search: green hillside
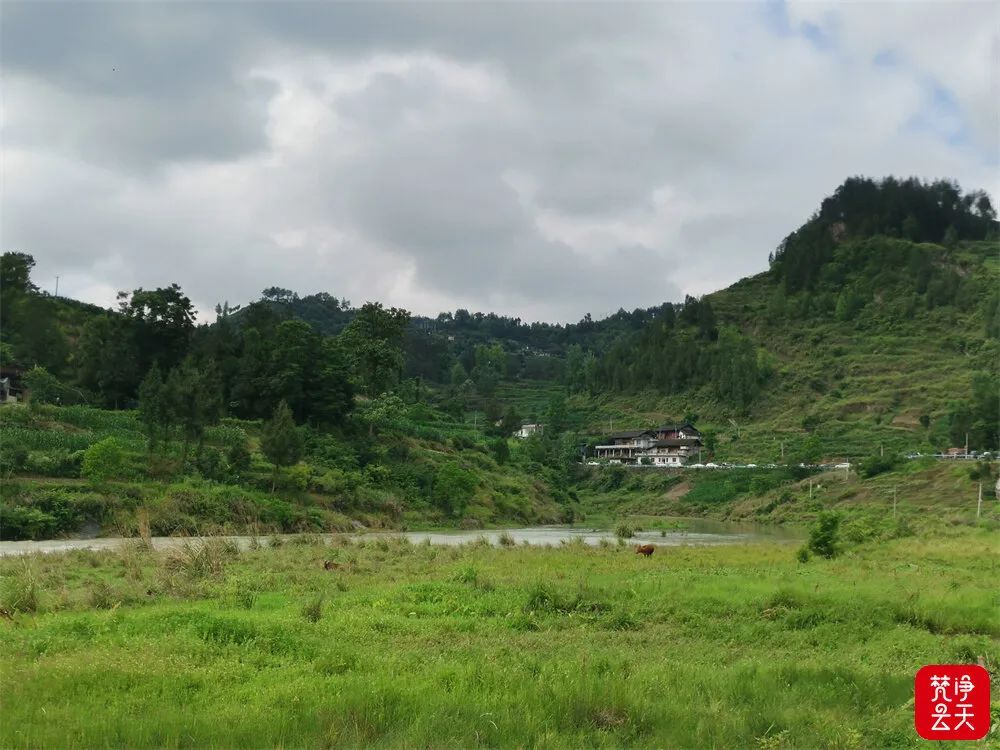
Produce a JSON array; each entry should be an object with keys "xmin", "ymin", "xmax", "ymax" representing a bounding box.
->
[{"xmin": 1, "ymin": 176, "xmax": 997, "ymax": 539}]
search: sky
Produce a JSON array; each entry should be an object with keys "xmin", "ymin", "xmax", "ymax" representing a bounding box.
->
[{"xmin": 2, "ymin": 1, "xmax": 998, "ymax": 324}]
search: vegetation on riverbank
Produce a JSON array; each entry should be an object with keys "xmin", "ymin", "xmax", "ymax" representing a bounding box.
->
[{"xmin": 1, "ymin": 528, "xmax": 997, "ymax": 748}]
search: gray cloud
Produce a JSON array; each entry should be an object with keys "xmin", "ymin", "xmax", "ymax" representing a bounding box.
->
[{"xmin": 2, "ymin": 2, "xmax": 997, "ymax": 323}]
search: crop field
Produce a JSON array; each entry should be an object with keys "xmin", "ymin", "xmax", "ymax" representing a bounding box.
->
[{"xmin": 1, "ymin": 530, "xmax": 997, "ymax": 748}]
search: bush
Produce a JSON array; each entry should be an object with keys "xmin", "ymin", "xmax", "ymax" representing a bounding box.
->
[
  {"xmin": 859, "ymin": 454, "xmax": 901, "ymax": 478},
  {"xmin": 807, "ymin": 511, "xmax": 841, "ymax": 558},
  {"xmin": 226, "ymin": 441, "xmax": 252, "ymax": 474},
  {"xmin": 302, "ymin": 593, "xmax": 325, "ymax": 623},
  {"xmin": 0, "ymin": 560, "xmax": 40, "ymax": 613},
  {"xmin": 0, "ymin": 504, "xmax": 59, "ymax": 540},
  {"xmin": 81, "ymin": 438, "xmax": 127, "ymax": 482},
  {"xmin": 598, "ymin": 465, "xmax": 627, "ymax": 491},
  {"xmin": 796, "ymin": 545, "xmax": 811, "ymax": 563},
  {"xmin": 0, "ymin": 445, "xmax": 28, "ymax": 473},
  {"xmin": 614, "ymin": 523, "xmax": 634, "ymax": 539},
  {"xmin": 433, "ymin": 463, "xmax": 477, "ymax": 517},
  {"xmin": 24, "ymin": 450, "xmax": 83, "ymax": 478}
]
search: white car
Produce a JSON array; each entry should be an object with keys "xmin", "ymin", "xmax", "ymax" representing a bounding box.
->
[
  {"xmin": 705, "ymin": 462, "xmax": 719, "ymax": 468},
  {"xmin": 834, "ymin": 462, "xmax": 851, "ymax": 469},
  {"xmin": 689, "ymin": 463, "xmax": 705, "ymax": 469}
]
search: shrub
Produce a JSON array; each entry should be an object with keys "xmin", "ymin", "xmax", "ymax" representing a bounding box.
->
[
  {"xmin": 0, "ymin": 560, "xmax": 40, "ymax": 613},
  {"xmin": 302, "ymin": 593, "xmax": 325, "ymax": 623},
  {"xmin": 614, "ymin": 523, "xmax": 634, "ymax": 539},
  {"xmin": 796, "ymin": 545, "xmax": 811, "ymax": 563},
  {"xmin": 0, "ymin": 445, "xmax": 28, "ymax": 473},
  {"xmin": 226, "ymin": 441, "xmax": 252, "ymax": 474},
  {"xmin": 24, "ymin": 449, "xmax": 83, "ymax": 478},
  {"xmin": 81, "ymin": 438, "xmax": 127, "ymax": 482},
  {"xmin": 0, "ymin": 504, "xmax": 59, "ymax": 540},
  {"xmin": 807, "ymin": 511, "xmax": 841, "ymax": 558},
  {"xmin": 498, "ymin": 531, "xmax": 515, "ymax": 547},
  {"xmin": 88, "ymin": 580, "xmax": 118, "ymax": 609},
  {"xmin": 433, "ymin": 463, "xmax": 477, "ymax": 517},
  {"xmin": 859, "ymin": 454, "xmax": 901, "ymax": 478},
  {"xmin": 599, "ymin": 465, "xmax": 627, "ymax": 491}
]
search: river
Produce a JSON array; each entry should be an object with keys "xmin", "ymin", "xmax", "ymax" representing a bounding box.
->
[{"xmin": 0, "ymin": 520, "xmax": 801, "ymax": 557}]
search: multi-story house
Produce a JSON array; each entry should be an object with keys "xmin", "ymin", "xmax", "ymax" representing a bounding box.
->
[{"xmin": 593, "ymin": 422, "xmax": 703, "ymax": 466}]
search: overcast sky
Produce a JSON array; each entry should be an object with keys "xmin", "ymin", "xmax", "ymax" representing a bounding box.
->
[{"xmin": 3, "ymin": 2, "xmax": 998, "ymax": 324}]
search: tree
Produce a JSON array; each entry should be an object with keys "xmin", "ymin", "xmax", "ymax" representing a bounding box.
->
[
  {"xmin": 0, "ymin": 252, "xmax": 37, "ymax": 330},
  {"xmin": 81, "ymin": 438, "xmax": 127, "ymax": 483},
  {"xmin": 118, "ymin": 284, "xmax": 197, "ymax": 376},
  {"xmin": 807, "ymin": 511, "xmax": 841, "ymax": 558},
  {"xmin": 137, "ymin": 363, "xmax": 169, "ymax": 451},
  {"xmin": 357, "ymin": 393, "xmax": 405, "ymax": 437},
  {"xmin": 491, "ymin": 438, "xmax": 510, "ymax": 466},
  {"xmin": 339, "ymin": 302, "xmax": 411, "ymax": 396},
  {"xmin": 499, "ymin": 407, "xmax": 522, "ymax": 437},
  {"xmin": 433, "ymin": 463, "xmax": 476, "ymax": 517},
  {"xmin": 450, "ymin": 362, "xmax": 469, "ymax": 391},
  {"xmin": 77, "ymin": 315, "xmax": 140, "ymax": 408},
  {"xmin": 545, "ymin": 393, "xmax": 568, "ymax": 435},
  {"xmin": 261, "ymin": 400, "xmax": 304, "ymax": 491},
  {"xmin": 23, "ymin": 366, "xmax": 80, "ymax": 406},
  {"xmin": 165, "ymin": 358, "xmax": 223, "ymax": 462}
]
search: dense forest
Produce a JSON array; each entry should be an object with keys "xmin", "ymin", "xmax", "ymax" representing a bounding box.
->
[{"xmin": 771, "ymin": 176, "xmax": 997, "ymax": 292}]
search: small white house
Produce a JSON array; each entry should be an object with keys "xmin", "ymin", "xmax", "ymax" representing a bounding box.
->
[{"xmin": 514, "ymin": 423, "xmax": 543, "ymax": 439}]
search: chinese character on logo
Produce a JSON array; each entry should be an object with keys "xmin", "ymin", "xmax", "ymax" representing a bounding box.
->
[{"xmin": 915, "ymin": 665, "xmax": 990, "ymax": 741}]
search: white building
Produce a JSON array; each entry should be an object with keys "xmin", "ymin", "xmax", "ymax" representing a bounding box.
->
[{"xmin": 514, "ymin": 423, "xmax": 544, "ymax": 439}]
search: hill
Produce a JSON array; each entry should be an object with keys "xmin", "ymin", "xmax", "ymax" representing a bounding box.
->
[{"xmin": 1, "ymin": 176, "xmax": 997, "ymax": 539}]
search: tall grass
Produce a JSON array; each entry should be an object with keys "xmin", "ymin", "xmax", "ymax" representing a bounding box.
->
[{"xmin": 0, "ymin": 530, "xmax": 996, "ymax": 748}]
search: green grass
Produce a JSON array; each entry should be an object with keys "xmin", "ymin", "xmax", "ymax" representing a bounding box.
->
[{"xmin": 1, "ymin": 530, "xmax": 996, "ymax": 748}]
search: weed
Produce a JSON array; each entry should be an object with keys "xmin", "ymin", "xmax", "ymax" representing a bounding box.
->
[
  {"xmin": 0, "ymin": 559, "xmax": 40, "ymax": 614},
  {"xmin": 88, "ymin": 580, "xmax": 117, "ymax": 609},
  {"xmin": 302, "ymin": 593, "xmax": 325, "ymax": 623}
]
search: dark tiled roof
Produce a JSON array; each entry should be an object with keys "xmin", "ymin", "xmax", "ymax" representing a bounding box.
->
[
  {"xmin": 653, "ymin": 438, "xmax": 703, "ymax": 447},
  {"xmin": 608, "ymin": 430, "xmax": 652, "ymax": 439},
  {"xmin": 654, "ymin": 422, "xmax": 700, "ymax": 434}
]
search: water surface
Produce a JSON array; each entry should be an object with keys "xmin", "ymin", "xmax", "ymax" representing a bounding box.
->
[{"xmin": 0, "ymin": 520, "xmax": 801, "ymax": 557}]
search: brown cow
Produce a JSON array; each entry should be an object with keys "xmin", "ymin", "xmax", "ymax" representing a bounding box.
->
[{"xmin": 635, "ymin": 544, "xmax": 655, "ymax": 557}]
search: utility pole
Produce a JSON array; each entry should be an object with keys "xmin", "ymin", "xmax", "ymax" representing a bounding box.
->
[
  {"xmin": 880, "ymin": 443, "xmax": 884, "ymax": 457},
  {"xmin": 780, "ymin": 441, "xmax": 785, "ymax": 461},
  {"xmin": 977, "ymin": 482, "xmax": 983, "ymax": 519},
  {"xmin": 809, "ymin": 478, "xmax": 813, "ymax": 499},
  {"xmin": 55, "ymin": 275, "xmax": 60, "ymax": 298},
  {"xmin": 965, "ymin": 433, "xmax": 969, "ymax": 456},
  {"xmin": 892, "ymin": 486, "xmax": 897, "ymax": 519}
]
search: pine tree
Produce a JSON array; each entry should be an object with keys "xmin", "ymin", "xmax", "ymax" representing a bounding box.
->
[
  {"xmin": 137, "ymin": 363, "xmax": 167, "ymax": 452},
  {"xmin": 261, "ymin": 400, "xmax": 303, "ymax": 492}
]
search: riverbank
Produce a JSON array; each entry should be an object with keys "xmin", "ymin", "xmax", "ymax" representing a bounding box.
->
[
  {"xmin": 1, "ymin": 527, "xmax": 996, "ymax": 748},
  {"xmin": 0, "ymin": 520, "xmax": 804, "ymax": 557}
]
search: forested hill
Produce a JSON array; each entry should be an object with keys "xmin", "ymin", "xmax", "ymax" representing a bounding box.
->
[
  {"xmin": 2, "ymin": 175, "xmax": 998, "ymax": 453},
  {"xmin": 588, "ymin": 177, "xmax": 998, "ymax": 455}
]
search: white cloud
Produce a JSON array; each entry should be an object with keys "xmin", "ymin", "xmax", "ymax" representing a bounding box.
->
[{"xmin": 1, "ymin": 2, "xmax": 996, "ymax": 323}]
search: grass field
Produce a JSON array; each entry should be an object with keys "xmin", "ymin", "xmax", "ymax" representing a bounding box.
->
[{"xmin": 2, "ymin": 530, "xmax": 997, "ymax": 748}]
